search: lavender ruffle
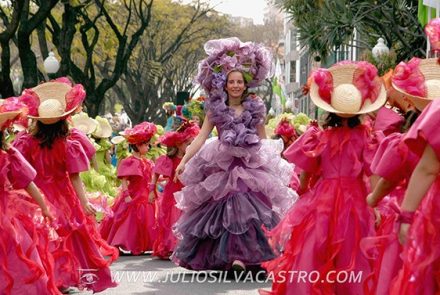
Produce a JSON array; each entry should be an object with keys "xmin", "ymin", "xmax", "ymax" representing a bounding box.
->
[
  {"xmin": 171, "ymin": 191, "xmax": 279, "ymax": 270},
  {"xmin": 206, "ymin": 90, "xmax": 266, "ymax": 148},
  {"xmin": 175, "ymin": 138, "xmax": 297, "ymax": 217}
]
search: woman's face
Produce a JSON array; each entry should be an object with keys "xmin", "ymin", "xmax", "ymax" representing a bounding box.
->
[
  {"xmin": 136, "ymin": 142, "xmax": 150, "ymax": 155},
  {"xmin": 178, "ymin": 139, "xmax": 193, "ymax": 154},
  {"xmin": 225, "ymin": 71, "xmax": 246, "ymax": 100},
  {"xmin": 192, "ymin": 115, "xmax": 201, "ymax": 126}
]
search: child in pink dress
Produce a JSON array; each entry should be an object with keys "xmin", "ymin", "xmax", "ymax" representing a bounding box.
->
[
  {"xmin": 14, "ymin": 81, "xmax": 118, "ymax": 293},
  {"xmin": 151, "ymin": 121, "xmax": 200, "ymax": 259},
  {"xmin": 0, "ymin": 98, "xmax": 60, "ymax": 294},
  {"xmin": 262, "ymin": 61, "xmax": 385, "ymax": 294},
  {"xmin": 361, "ymin": 108, "xmax": 419, "ymax": 295},
  {"xmin": 100, "ymin": 122, "xmax": 158, "ymax": 255},
  {"xmin": 389, "ymin": 58, "xmax": 440, "ymax": 294}
]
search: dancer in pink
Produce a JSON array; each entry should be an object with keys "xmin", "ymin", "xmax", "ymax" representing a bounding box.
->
[
  {"xmin": 361, "ymin": 107, "xmax": 419, "ymax": 295},
  {"xmin": 0, "ymin": 98, "xmax": 60, "ymax": 294},
  {"xmin": 151, "ymin": 120, "xmax": 199, "ymax": 259},
  {"xmin": 14, "ymin": 80, "xmax": 118, "ymax": 293},
  {"xmin": 262, "ymin": 61, "xmax": 385, "ymax": 294},
  {"xmin": 389, "ymin": 57, "xmax": 440, "ymax": 294},
  {"xmin": 100, "ymin": 122, "xmax": 158, "ymax": 255}
]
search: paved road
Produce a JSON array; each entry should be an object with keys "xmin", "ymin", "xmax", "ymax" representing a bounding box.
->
[{"xmin": 77, "ymin": 255, "xmax": 272, "ymax": 295}]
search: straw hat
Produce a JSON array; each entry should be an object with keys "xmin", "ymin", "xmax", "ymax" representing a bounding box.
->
[
  {"xmin": 111, "ymin": 135, "xmax": 125, "ymax": 145},
  {"xmin": 0, "ymin": 98, "xmax": 25, "ymax": 130},
  {"xmin": 310, "ymin": 63, "xmax": 386, "ymax": 117},
  {"xmin": 71, "ymin": 112, "xmax": 98, "ymax": 134},
  {"xmin": 93, "ymin": 116, "xmax": 113, "ymax": 138},
  {"xmin": 27, "ymin": 81, "xmax": 85, "ymax": 124},
  {"xmin": 392, "ymin": 58, "xmax": 440, "ymax": 111}
]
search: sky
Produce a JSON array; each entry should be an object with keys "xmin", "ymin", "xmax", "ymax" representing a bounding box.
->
[
  {"xmin": 210, "ymin": 0, "xmax": 268, "ymax": 24},
  {"xmin": 181, "ymin": 0, "xmax": 268, "ymax": 25}
]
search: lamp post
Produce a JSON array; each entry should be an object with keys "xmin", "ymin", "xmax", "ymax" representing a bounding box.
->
[
  {"xmin": 43, "ymin": 51, "xmax": 60, "ymax": 80},
  {"xmin": 372, "ymin": 38, "xmax": 389, "ymax": 60}
]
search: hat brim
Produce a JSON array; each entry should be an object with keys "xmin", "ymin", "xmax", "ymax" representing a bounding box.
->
[
  {"xmin": 310, "ymin": 81, "xmax": 387, "ymax": 117},
  {"xmin": 391, "ymin": 82, "xmax": 432, "ymax": 111},
  {"xmin": 111, "ymin": 135, "xmax": 126, "ymax": 144},
  {"xmin": 0, "ymin": 111, "xmax": 21, "ymax": 129}
]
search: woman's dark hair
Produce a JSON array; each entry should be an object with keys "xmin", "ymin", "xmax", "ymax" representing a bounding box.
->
[
  {"xmin": 31, "ymin": 120, "xmax": 69, "ymax": 149},
  {"xmin": 225, "ymin": 70, "xmax": 249, "ymax": 105},
  {"xmin": 401, "ymin": 109, "xmax": 420, "ymax": 133},
  {"xmin": 322, "ymin": 112, "xmax": 361, "ymax": 129},
  {"xmin": 166, "ymin": 146, "xmax": 178, "ymax": 158},
  {"xmin": 129, "ymin": 142, "xmax": 151, "ymax": 153},
  {"xmin": 0, "ymin": 130, "xmax": 6, "ymax": 150}
]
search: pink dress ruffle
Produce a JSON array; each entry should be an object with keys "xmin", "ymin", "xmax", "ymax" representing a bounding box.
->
[
  {"xmin": 0, "ymin": 147, "xmax": 60, "ymax": 295},
  {"xmin": 361, "ymin": 132, "xmax": 419, "ymax": 295},
  {"xmin": 262, "ymin": 125, "xmax": 375, "ymax": 295},
  {"xmin": 69, "ymin": 128, "xmax": 96, "ymax": 160},
  {"xmin": 100, "ymin": 156, "xmax": 158, "ymax": 255},
  {"xmin": 13, "ymin": 133, "xmax": 118, "ymax": 293},
  {"xmin": 390, "ymin": 99, "xmax": 440, "ymax": 294},
  {"xmin": 152, "ymin": 156, "xmax": 183, "ymax": 259}
]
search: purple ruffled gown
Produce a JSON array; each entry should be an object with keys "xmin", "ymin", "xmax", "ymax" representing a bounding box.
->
[{"xmin": 171, "ymin": 96, "xmax": 297, "ymax": 270}]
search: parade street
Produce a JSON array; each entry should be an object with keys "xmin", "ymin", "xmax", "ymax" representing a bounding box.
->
[{"xmin": 78, "ymin": 255, "xmax": 271, "ymax": 295}]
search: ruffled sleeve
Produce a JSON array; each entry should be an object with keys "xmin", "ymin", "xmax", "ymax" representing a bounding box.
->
[
  {"xmin": 65, "ymin": 139, "xmax": 90, "ymax": 174},
  {"xmin": 371, "ymin": 133, "xmax": 409, "ymax": 183},
  {"xmin": 69, "ymin": 128, "xmax": 96, "ymax": 160},
  {"xmin": 7, "ymin": 147, "xmax": 36, "ymax": 189},
  {"xmin": 11, "ymin": 132, "xmax": 33, "ymax": 160},
  {"xmin": 153, "ymin": 155, "xmax": 173, "ymax": 177},
  {"xmin": 404, "ymin": 99, "xmax": 440, "ymax": 159},
  {"xmin": 283, "ymin": 126, "xmax": 323, "ymax": 173},
  {"xmin": 117, "ymin": 156, "xmax": 143, "ymax": 178}
]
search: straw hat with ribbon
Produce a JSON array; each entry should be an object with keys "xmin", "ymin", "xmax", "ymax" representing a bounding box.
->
[
  {"xmin": 71, "ymin": 112, "xmax": 98, "ymax": 135},
  {"xmin": 309, "ymin": 61, "xmax": 386, "ymax": 117},
  {"xmin": 392, "ymin": 58, "xmax": 440, "ymax": 111},
  {"xmin": 0, "ymin": 97, "xmax": 28, "ymax": 130},
  {"xmin": 93, "ymin": 116, "xmax": 113, "ymax": 139},
  {"xmin": 20, "ymin": 79, "xmax": 86, "ymax": 125}
]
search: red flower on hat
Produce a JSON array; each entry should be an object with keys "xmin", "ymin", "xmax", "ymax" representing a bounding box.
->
[
  {"xmin": 123, "ymin": 122, "xmax": 157, "ymax": 144},
  {"xmin": 159, "ymin": 121, "xmax": 200, "ymax": 147}
]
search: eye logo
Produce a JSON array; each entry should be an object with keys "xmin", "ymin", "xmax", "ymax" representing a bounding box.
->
[{"xmin": 79, "ymin": 268, "xmax": 99, "ymax": 285}]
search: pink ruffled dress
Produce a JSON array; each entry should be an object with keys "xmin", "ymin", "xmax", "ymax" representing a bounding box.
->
[
  {"xmin": 390, "ymin": 99, "xmax": 440, "ymax": 294},
  {"xmin": 152, "ymin": 155, "xmax": 183, "ymax": 259},
  {"xmin": 13, "ymin": 133, "xmax": 118, "ymax": 293},
  {"xmin": 100, "ymin": 155, "xmax": 158, "ymax": 255},
  {"xmin": 262, "ymin": 125, "xmax": 376, "ymax": 295},
  {"xmin": 361, "ymin": 132, "xmax": 419, "ymax": 295},
  {"xmin": 0, "ymin": 147, "xmax": 60, "ymax": 295}
]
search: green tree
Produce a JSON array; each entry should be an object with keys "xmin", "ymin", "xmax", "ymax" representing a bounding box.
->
[
  {"xmin": 110, "ymin": 0, "xmax": 230, "ymax": 124},
  {"xmin": 277, "ymin": 0, "xmax": 426, "ymax": 62},
  {"xmin": 47, "ymin": 0, "xmax": 153, "ymax": 117},
  {"xmin": 0, "ymin": 0, "xmax": 25, "ymax": 98}
]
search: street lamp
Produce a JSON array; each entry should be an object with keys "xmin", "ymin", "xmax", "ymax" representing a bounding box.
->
[
  {"xmin": 372, "ymin": 38, "xmax": 389, "ymax": 60},
  {"xmin": 43, "ymin": 51, "xmax": 60, "ymax": 80}
]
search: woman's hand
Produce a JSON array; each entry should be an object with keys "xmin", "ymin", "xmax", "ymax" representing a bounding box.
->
[
  {"xmin": 398, "ymin": 223, "xmax": 410, "ymax": 245},
  {"xmin": 373, "ymin": 208, "xmax": 382, "ymax": 227},
  {"xmin": 366, "ymin": 193, "xmax": 377, "ymax": 208},
  {"xmin": 41, "ymin": 207, "xmax": 55, "ymax": 223},
  {"xmin": 174, "ymin": 162, "xmax": 185, "ymax": 182},
  {"xmin": 81, "ymin": 200, "xmax": 96, "ymax": 215},
  {"xmin": 148, "ymin": 191, "xmax": 155, "ymax": 204}
]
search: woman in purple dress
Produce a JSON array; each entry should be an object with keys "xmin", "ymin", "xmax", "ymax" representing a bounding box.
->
[{"xmin": 171, "ymin": 38, "xmax": 297, "ymax": 271}]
